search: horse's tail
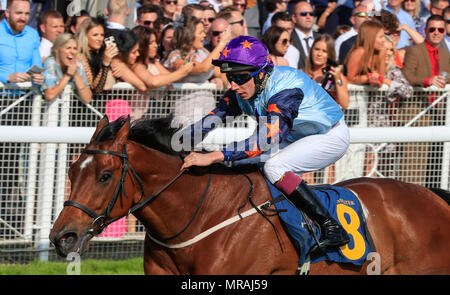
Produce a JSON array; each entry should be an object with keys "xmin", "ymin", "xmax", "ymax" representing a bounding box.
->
[{"xmin": 429, "ymin": 188, "xmax": 450, "ymax": 206}]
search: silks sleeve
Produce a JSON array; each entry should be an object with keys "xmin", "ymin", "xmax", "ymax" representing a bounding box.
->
[
  {"xmin": 222, "ymin": 88, "xmax": 303, "ymax": 162},
  {"xmin": 178, "ymin": 90, "xmax": 243, "ymax": 150}
]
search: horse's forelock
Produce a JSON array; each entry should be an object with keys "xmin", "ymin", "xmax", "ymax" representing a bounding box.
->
[{"xmin": 94, "ymin": 116, "xmax": 128, "ymax": 144}]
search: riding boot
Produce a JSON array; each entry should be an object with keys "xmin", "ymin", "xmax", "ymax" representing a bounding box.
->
[{"xmin": 275, "ymin": 172, "xmax": 350, "ymax": 249}]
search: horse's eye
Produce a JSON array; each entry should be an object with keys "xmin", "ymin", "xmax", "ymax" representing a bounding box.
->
[{"xmin": 99, "ymin": 172, "xmax": 111, "ymax": 183}]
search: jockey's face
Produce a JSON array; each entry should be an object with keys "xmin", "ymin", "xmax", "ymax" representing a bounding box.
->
[{"xmin": 229, "ymin": 71, "xmax": 264, "ymax": 100}]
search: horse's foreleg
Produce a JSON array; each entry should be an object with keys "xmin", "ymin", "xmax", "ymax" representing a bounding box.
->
[{"xmin": 143, "ymin": 236, "xmax": 180, "ymax": 275}]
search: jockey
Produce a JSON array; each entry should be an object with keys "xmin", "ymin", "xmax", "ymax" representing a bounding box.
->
[{"xmin": 179, "ymin": 36, "xmax": 350, "ymax": 250}]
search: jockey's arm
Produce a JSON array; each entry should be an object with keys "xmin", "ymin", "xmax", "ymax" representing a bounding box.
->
[{"xmin": 222, "ymin": 88, "xmax": 303, "ymax": 162}]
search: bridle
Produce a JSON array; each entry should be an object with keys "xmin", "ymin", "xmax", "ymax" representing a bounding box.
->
[{"xmin": 64, "ymin": 145, "xmax": 186, "ymax": 236}]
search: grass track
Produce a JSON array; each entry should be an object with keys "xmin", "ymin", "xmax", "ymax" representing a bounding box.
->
[{"xmin": 0, "ymin": 258, "xmax": 144, "ymax": 275}]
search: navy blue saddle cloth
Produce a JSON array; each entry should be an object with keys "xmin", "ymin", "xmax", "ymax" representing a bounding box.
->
[{"xmin": 264, "ymin": 177, "xmax": 374, "ymax": 267}]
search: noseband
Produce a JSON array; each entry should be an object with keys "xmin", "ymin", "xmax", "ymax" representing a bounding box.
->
[{"xmin": 63, "ymin": 145, "xmax": 185, "ymax": 235}]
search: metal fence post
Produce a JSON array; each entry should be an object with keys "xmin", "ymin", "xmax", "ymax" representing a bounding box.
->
[
  {"xmin": 441, "ymin": 89, "xmax": 450, "ymax": 189},
  {"xmin": 24, "ymin": 88, "xmax": 43, "ymax": 242},
  {"xmin": 36, "ymin": 91, "xmax": 60, "ymax": 261}
]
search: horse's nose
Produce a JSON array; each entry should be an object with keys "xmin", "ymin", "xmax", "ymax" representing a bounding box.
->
[{"xmin": 50, "ymin": 230, "xmax": 79, "ymax": 257}]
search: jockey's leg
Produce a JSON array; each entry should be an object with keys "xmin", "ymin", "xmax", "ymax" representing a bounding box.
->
[
  {"xmin": 263, "ymin": 118, "xmax": 351, "ymax": 249},
  {"xmin": 276, "ymin": 171, "xmax": 350, "ymax": 248}
]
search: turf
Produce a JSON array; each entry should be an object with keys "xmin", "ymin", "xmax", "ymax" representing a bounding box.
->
[{"xmin": 0, "ymin": 258, "xmax": 144, "ymax": 275}]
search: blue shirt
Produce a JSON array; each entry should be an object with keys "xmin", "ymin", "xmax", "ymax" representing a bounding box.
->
[
  {"xmin": 385, "ymin": 7, "xmax": 416, "ymax": 49},
  {"xmin": 41, "ymin": 57, "xmax": 90, "ymax": 93},
  {"xmin": 0, "ymin": 19, "xmax": 42, "ymax": 83}
]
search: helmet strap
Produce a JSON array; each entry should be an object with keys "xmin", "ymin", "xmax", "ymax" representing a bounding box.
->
[{"xmin": 252, "ymin": 68, "xmax": 272, "ymax": 99}]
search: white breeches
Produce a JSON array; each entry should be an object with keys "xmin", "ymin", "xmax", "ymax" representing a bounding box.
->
[{"xmin": 235, "ymin": 117, "xmax": 350, "ymax": 184}]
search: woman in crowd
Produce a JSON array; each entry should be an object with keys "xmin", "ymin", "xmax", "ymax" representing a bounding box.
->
[
  {"xmin": 383, "ymin": 34, "xmax": 413, "ymax": 104},
  {"xmin": 109, "ymin": 30, "xmax": 147, "ymax": 92},
  {"xmin": 76, "ymin": 17, "xmax": 118, "ymax": 93},
  {"xmin": 163, "ymin": 15, "xmax": 231, "ymax": 87},
  {"xmin": 41, "ymin": 33, "xmax": 92, "ymax": 104},
  {"xmin": 345, "ymin": 20, "xmax": 386, "ymax": 88},
  {"xmin": 402, "ymin": 0, "xmax": 423, "ymax": 32},
  {"xmin": 158, "ymin": 23, "xmax": 175, "ymax": 62},
  {"xmin": 376, "ymin": 9, "xmax": 424, "ymax": 68},
  {"xmin": 304, "ymin": 34, "xmax": 349, "ymax": 110},
  {"xmin": 261, "ymin": 26, "xmax": 290, "ymax": 67},
  {"xmin": 131, "ymin": 26, "xmax": 194, "ymax": 88}
]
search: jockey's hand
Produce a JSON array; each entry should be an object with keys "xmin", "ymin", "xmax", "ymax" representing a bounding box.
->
[{"xmin": 181, "ymin": 151, "xmax": 224, "ymax": 171}]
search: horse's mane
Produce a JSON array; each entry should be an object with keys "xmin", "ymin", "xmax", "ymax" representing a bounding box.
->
[{"xmin": 95, "ymin": 116, "xmax": 181, "ymax": 156}]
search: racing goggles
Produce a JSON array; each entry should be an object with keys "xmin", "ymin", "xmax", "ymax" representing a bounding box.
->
[{"xmin": 226, "ymin": 53, "xmax": 270, "ymax": 85}]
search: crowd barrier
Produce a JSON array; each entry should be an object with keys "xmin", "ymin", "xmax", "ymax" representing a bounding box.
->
[{"xmin": 0, "ymin": 82, "xmax": 449, "ymax": 264}]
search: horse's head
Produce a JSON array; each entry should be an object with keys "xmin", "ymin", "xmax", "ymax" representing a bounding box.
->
[{"xmin": 50, "ymin": 116, "xmax": 138, "ymax": 257}]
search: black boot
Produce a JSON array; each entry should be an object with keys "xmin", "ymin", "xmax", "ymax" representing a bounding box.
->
[{"xmin": 286, "ymin": 181, "xmax": 350, "ymax": 249}]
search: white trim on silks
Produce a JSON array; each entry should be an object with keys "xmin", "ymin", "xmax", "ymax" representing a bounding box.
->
[{"xmin": 146, "ymin": 201, "xmax": 272, "ymax": 249}]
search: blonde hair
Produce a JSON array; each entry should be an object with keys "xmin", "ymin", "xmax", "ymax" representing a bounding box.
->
[
  {"xmin": 51, "ymin": 33, "xmax": 77, "ymax": 63},
  {"xmin": 384, "ymin": 34, "xmax": 396, "ymax": 73},
  {"xmin": 345, "ymin": 20, "xmax": 384, "ymax": 75},
  {"xmin": 76, "ymin": 17, "xmax": 103, "ymax": 61}
]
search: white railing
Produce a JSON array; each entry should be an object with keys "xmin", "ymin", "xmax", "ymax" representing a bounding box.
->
[{"xmin": 0, "ymin": 82, "xmax": 449, "ymax": 263}]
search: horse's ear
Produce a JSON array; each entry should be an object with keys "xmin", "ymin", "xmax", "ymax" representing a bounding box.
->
[
  {"xmin": 115, "ymin": 115, "xmax": 130, "ymax": 144},
  {"xmin": 90, "ymin": 115, "xmax": 109, "ymax": 144}
]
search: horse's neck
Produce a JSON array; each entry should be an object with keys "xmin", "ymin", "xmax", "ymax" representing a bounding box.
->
[{"xmin": 127, "ymin": 143, "xmax": 210, "ymax": 237}]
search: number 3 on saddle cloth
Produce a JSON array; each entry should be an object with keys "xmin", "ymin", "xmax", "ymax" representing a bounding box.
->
[{"xmin": 265, "ymin": 178, "xmax": 376, "ymax": 267}]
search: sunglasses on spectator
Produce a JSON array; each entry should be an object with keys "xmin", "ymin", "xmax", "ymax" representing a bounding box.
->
[
  {"xmin": 143, "ymin": 20, "xmax": 155, "ymax": 26},
  {"xmin": 403, "ymin": 0, "xmax": 415, "ymax": 2},
  {"xmin": 299, "ymin": 11, "xmax": 314, "ymax": 17},
  {"xmin": 165, "ymin": 0, "xmax": 177, "ymax": 4},
  {"xmin": 226, "ymin": 72, "xmax": 253, "ymax": 85},
  {"xmin": 353, "ymin": 12, "xmax": 373, "ymax": 18},
  {"xmin": 428, "ymin": 27, "xmax": 445, "ymax": 33},
  {"xmin": 203, "ymin": 17, "xmax": 215, "ymax": 23},
  {"xmin": 233, "ymin": 3, "xmax": 247, "ymax": 9},
  {"xmin": 446, "ymin": 19, "xmax": 450, "ymax": 24},
  {"xmin": 212, "ymin": 30, "xmax": 224, "ymax": 36},
  {"xmin": 229, "ymin": 19, "xmax": 245, "ymax": 26},
  {"xmin": 280, "ymin": 38, "xmax": 291, "ymax": 46}
]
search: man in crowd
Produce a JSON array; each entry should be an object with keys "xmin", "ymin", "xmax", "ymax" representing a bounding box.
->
[
  {"xmin": 39, "ymin": 9, "xmax": 64, "ymax": 62},
  {"xmin": 0, "ymin": 0, "xmax": 43, "ymax": 85},
  {"xmin": 216, "ymin": 5, "xmax": 247, "ymax": 38},
  {"xmin": 162, "ymin": 0, "xmax": 177, "ymax": 20},
  {"xmin": 106, "ymin": 0, "xmax": 131, "ymax": 31},
  {"xmin": 291, "ymin": 0, "xmax": 320, "ymax": 69},
  {"xmin": 335, "ymin": 4, "xmax": 372, "ymax": 64},
  {"xmin": 385, "ymin": 0, "xmax": 416, "ymax": 49},
  {"xmin": 136, "ymin": 4, "xmax": 162, "ymax": 29},
  {"xmin": 443, "ymin": 6, "xmax": 450, "ymax": 51},
  {"xmin": 402, "ymin": 14, "xmax": 450, "ymax": 87},
  {"xmin": 262, "ymin": 0, "xmax": 288, "ymax": 34},
  {"xmin": 205, "ymin": 17, "xmax": 228, "ymax": 52}
]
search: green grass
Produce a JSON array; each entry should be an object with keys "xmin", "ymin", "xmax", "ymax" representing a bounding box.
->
[{"xmin": 0, "ymin": 258, "xmax": 144, "ymax": 275}]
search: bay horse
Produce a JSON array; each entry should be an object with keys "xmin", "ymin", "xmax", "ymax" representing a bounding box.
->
[{"xmin": 50, "ymin": 116, "xmax": 450, "ymax": 274}]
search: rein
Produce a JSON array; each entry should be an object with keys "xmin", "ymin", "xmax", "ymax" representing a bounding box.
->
[
  {"xmin": 65, "ymin": 144, "xmax": 284, "ymax": 249},
  {"xmin": 64, "ymin": 145, "xmax": 188, "ymax": 236}
]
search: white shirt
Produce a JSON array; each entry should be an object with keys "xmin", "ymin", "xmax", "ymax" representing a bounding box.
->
[
  {"xmin": 334, "ymin": 27, "xmax": 357, "ymax": 59},
  {"xmin": 294, "ymin": 28, "xmax": 314, "ymax": 57},
  {"xmin": 39, "ymin": 38, "xmax": 53, "ymax": 61},
  {"xmin": 284, "ymin": 45, "xmax": 300, "ymax": 69},
  {"xmin": 106, "ymin": 21, "xmax": 127, "ymax": 30}
]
